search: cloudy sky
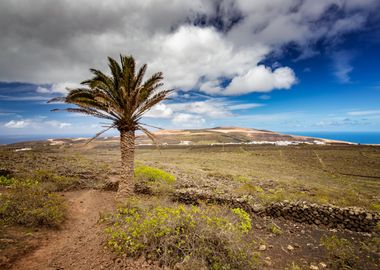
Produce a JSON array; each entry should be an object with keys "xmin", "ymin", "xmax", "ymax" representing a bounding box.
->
[{"xmin": 1, "ymin": 0, "xmax": 380, "ymax": 137}]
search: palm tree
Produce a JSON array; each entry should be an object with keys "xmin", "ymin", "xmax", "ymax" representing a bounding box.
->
[{"xmin": 49, "ymin": 55, "xmax": 172, "ymax": 197}]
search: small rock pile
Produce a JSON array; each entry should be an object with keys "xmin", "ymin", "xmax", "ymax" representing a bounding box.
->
[{"xmin": 172, "ymin": 188, "xmax": 380, "ymax": 232}]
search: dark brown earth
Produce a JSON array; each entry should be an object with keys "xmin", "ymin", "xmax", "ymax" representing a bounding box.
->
[
  {"xmin": 8, "ymin": 190, "xmax": 163, "ymax": 270},
  {"xmin": 2, "ymin": 189, "xmax": 378, "ymax": 270}
]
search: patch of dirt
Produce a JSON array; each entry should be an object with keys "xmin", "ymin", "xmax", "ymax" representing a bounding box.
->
[{"xmin": 10, "ymin": 190, "xmax": 161, "ymax": 270}]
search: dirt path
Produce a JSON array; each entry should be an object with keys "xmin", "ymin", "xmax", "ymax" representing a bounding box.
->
[{"xmin": 11, "ymin": 190, "xmax": 157, "ymax": 270}]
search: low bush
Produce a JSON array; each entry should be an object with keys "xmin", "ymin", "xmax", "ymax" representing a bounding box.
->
[
  {"xmin": 285, "ymin": 262, "xmax": 302, "ymax": 270},
  {"xmin": 320, "ymin": 235, "xmax": 359, "ymax": 269},
  {"xmin": 33, "ymin": 169, "xmax": 81, "ymax": 191},
  {"xmin": 0, "ymin": 175, "xmax": 15, "ymax": 186},
  {"xmin": 268, "ymin": 223, "xmax": 283, "ymax": 235},
  {"xmin": 0, "ymin": 179, "xmax": 65, "ymax": 227},
  {"xmin": 236, "ymin": 183, "xmax": 264, "ymax": 195},
  {"xmin": 104, "ymin": 198, "xmax": 259, "ymax": 269},
  {"xmin": 134, "ymin": 166, "xmax": 176, "ymax": 195}
]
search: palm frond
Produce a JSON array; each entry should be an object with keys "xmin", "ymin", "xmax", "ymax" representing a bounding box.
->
[
  {"xmin": 48, "ymin": 96, "xmax": 66, "ymax": 103},
  {"xmin": 50, "ymin": 54, "xmax": 172, "ymax": 137},
  {"xmin": 52, "ymin": 107, "xmax": 116, "ymax": 121},
  {"xmin": 84, "ymin": 124, "xmax": 117, "ymax": 145},
  {"xmin": 133, "ymin": 89, "xmax": 173, "ymax": 120},
  {"xmin": 140, "ymin": 122, "xmax": 165, "ymax": 130},
  {"xmin": 137, "ymin": 124, "xmax": 160, "ymax": 148}
]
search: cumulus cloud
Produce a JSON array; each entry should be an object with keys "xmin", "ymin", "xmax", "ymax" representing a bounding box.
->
[
  {"xmin": 144, "ymin": 103, "xmax": 174, "ymax": 118},
  {"xmin": 172, "ymin": 113, "xmax": 206, "ymax": 128},
  {"xmin": 4, "ymin": 120, "xmax": 29, "ymax": 128},
  {"xmin": 144, "ymin": 98, "xmax": 264, "ymax": 128},
  {"xmin": 36, "ymin": 82, "xmax": 82, "ymax": 94},
  {"xmin": 223, "ymin": 66, "xmax": 297, "ymax": 95},
  {"xmin": 3, "ymin": 118, "xmax": 72, "ymax": 129},
  {"xmin": 0, "ymin": 0, "xmax": 377, "ymax": 96},
  {"xmin": 45, "ymin": 120, "xmax": 72, "ymax": 128}
]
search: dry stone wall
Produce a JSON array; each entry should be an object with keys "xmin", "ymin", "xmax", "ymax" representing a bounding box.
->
[{"xmin": 172, "ymin": 188, "xmax": 380, "ymax": 232}]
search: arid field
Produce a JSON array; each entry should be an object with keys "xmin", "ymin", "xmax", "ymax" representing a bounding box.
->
[{"xmin": 1, "ymin": 137, "xmax": 379, "ymax": 269}]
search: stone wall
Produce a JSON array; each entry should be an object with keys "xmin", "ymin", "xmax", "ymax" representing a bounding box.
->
[
  {"xmin": 172, "ymin": 188, "xmax": 380, "ymax": 232},
  {"xmin": 263, "ymin": 201, "xmax": 378, "ymax": 232}
]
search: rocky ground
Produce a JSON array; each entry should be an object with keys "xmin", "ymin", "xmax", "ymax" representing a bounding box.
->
[
  {"xmin": 1, "ymin": 188, "xmax": 378, "ymax": 270},
  {"xmin": 4, "ymin": 190, "xmax": 166, "ymax": 270},
  {"xmin": 1, "ymin": 143, "xmax": 379, "ymax": 269}
]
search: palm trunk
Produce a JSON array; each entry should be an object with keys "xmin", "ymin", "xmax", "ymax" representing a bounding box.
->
[{"xmin": 118, "ymin": 129, "xmax": 135, "ymax": 198}]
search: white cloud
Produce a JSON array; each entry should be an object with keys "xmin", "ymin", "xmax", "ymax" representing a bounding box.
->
[
  {"xmin": 229, "ymin": 103, "xmax": 263, "ymax": 110},
  {"xmin": 348, "ymin": 110, "xmax": 380, "ymax": 116},
  {"xmin": 4, "ymin": 120, "xmax": 29, "ymax": 128},
  {"xmin": 223, "ymin": 66, "xmax": 297, "ymax": 95},
  {"xmin": 332, "ymin": 51, "xmax": 356, "ymax": 83},
  {"xmin": 150, "ymin": 25, "xmax": 270, "ymax": 93},
  {"xmin": 145, "ymin": 98, "xmax": 264, "ymax": 122},
  {"xmin": 36, "ymin": 82, "xmax": 82, "ymax": 94},
  {"xmin": 46, "ymin": 120, "xmax": 72, "ymax": 128},
  {"xmin": 0, "ymin": 0, "xmax": 376, "ymax": 96},
  {"xmin": 3, "ymin": 118, "xmax": 72, "ymax": 129},
  {"xmin": 314, "ymin": 118, "xmax": 367, "ymax": 127},
  {"xmin": 144, "ymin": 103, "xmax": 173, "ymax": 118},
  {"xmin": 172, "ymin": 113, "xmax": 205, "ymax": 127},
  {"xmin": 0, "ymin": 95, "xmax": 50, "ymax": 101},
  {"xmin": 168, "ymin": 100, "xmax": 233, "ymax": 118}
]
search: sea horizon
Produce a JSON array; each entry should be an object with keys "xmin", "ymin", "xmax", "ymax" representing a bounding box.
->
[
  {"xmin": 1, "ymin": 131, "xmax": 380, "ymax": 145},
  {"xmin": 283, "ymin": 131, "xmax": 380, "ymax": 144}
]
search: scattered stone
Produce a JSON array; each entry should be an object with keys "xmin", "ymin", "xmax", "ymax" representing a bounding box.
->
[
  {"xmin": 264, "ymin": 260, "xmax": 272, "ymax": 266},
  {"xmin": 310, "ymin": 264, "xmax": 319, "ymax": 270},
  {"xmin": 318, "ymin": 262, "xmax": 327, "ymax": 268},
  {"xmin": 259, "ymin": 244, "xmax": 267, "ymax": 251},
  {"xmin": 0, "ymin": 238, "xmax": 16, "ymax": 244},
  {"xmin": 287, "ymin": 245, "xmax": 294, "ymax": 251}
]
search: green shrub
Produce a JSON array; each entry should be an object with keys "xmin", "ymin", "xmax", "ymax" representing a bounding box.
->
[
  {"xmin": 134, "ymin": 166, "xmax": 175, "ymax": 184},
  {"xmin": 33, "ymin": 169, "xmax": 81, "ymax": 191},
  {"xmin": 236, "ymin": 183, "xmax": 264, "ymax": 195},
  {"xmin": 104, "ymin": 198, "xmax": 259, "ymax": 269},
  {"xmin": 285, "ymin": 262, "xmax": 303, "ymax": 270},
  {"xmin": 0, "ymin": 180, "xmax": 65, "ymax": 227},
  {"xmin": 268, "ymin": 223, "xmax": 283, "ymax": 235},
  {"xmin": 320, "ymin": 235, "xmax": 359, "ymax": 269},
  {"xmin": 233, "ymin": 175, "xmax": 251, "ymax": 184},
  {"xmin": 371, "ymin": 203, "xmax": 380, "ymax": 212},
  {"xmin": 134, "ymin": 166, "xmax": 176, "ymax": 195},
  {"xmin": 0, "ymin": 175, "xmax": 15, "ymax": 186}
]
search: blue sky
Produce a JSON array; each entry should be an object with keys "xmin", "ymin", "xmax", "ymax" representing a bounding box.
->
[{"xmin": 1, "ymin": 0, "xmax": 380, "ymax": 137}]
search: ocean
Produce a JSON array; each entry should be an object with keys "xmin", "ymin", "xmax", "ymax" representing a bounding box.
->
[
  {"xmin": 1, "ymin": 132, "xmax": 380, "ymax": 145},
  {"xmin": 283, "ymin": 131, "xmax": 380, "ymax": 144},
  {"xmin": 0, "ymin": 134, "xmax": 93, "ymax": 145}
]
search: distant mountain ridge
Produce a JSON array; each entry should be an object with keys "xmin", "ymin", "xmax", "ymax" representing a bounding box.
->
[
  {"xmin": 2, "ymin": 127, "xmax": 355, "ymax": 147},
  {"xmin": 136, "ymin": 126, "xmax": 353, "ymax": 146}
]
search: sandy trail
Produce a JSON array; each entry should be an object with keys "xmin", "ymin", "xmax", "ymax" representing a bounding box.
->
[{"xmin": 11, "ymin": 190, "xmax": 157, "ymax": 270}]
